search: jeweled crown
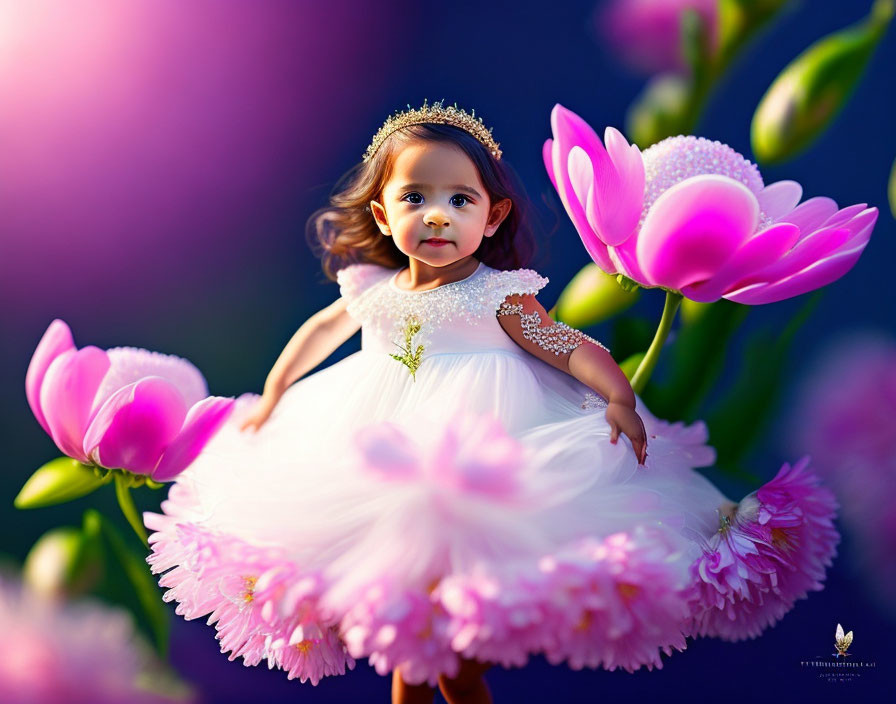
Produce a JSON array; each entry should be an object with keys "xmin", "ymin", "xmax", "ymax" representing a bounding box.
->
[{"xmin": 363, "ymin": 99, "xmax": 502, "ymax": 163}]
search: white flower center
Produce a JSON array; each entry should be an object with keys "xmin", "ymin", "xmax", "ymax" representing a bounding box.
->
[{"xmin": 640, "ymin": 136, "xmax": 770, "ymax": 229}]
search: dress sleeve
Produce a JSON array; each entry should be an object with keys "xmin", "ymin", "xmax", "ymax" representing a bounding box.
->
[
  {"xmin": 336, "ymin": 263, "xmax": 395, "ymax": 301},
  {"xmin": 484, "ymin": 268, "xmax": 549, "ymax": 312}
]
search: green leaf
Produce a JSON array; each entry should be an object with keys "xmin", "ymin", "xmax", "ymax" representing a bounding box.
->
[
  {"xmin": 705, "ymin": 291, "xmax": 821, "ymax": 474},
  {"xmin": 83, "ymin": 509, "xmax": 170, "ymax": 658},
  {"xmin": 641, "ymin": 299, "xmax": 750, "ymax": 422},
  {"xmin": 752, "ymin": 0, "xmax": 894, "ymax": 164},
  {"xmin": 14, "ymin": 457, "xmax": 110, "ymax": 509}
]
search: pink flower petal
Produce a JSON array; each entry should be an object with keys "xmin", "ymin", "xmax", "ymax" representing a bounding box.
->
[
  {"xmin": 680, "ymin": 223, "xmax": 800, "ymax": 303},
  {"xmin": 756, "ymin": 180, "xmax": 802, "ymax": 221},
  {"xmin": 40, "ymin": 347, "xmax": 111, "ymax": 463},
  {"xmin": 152, "ymin": 396, "xmax": 236, "ymax": 481},
  {"xmin": 736, "ymin": 207, "xmax": 877, "ymax": 290},
  {"xmin": 83, "ymin": 377, "xmax": 188, "ymax": 474},
  {"xmin": 26, "ymin": 319, "xmax": 76, "ymax": 435},
  {"xmin": 637, "ymin": 175, "xmax": 759, "ymax": 291},
  {"xmin": 777, "ymin": 196, "xmax": 838, "ymax": 232},
  {"xmin": 724, "ymin": 241, "xmax": 870, "ymax": 305},
  {"xmin": 553, "ymin": 109, "xmax": 644, "ymax": 247},
  {"xmin": 542, "ymin": 139, "xmax": 558, "ymax": 191},
  {"xmin": 94, "ymin": 347, "xmax": 208, "ymax": 412},
  {"xmin": 609, "ymin": 235, "xmax": 649, "ymax": 284},
  {"xmin": 821, "ymin": 202, "xmax": 867, "ymax": 229},
  {"xmin": 590, "ymin": 126, "xmax": 644, "ymax": 247},
  {"xmin": 547, "ymin": 105, "xmax": 617, "ymax": 272}
]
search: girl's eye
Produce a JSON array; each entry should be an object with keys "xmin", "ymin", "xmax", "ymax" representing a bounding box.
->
[
  {"xmin": 450, "ymin": 194, "xmax": 469, "ymax": 208},
  {"xmin": 402, "ymin": 192, "xmax": 424, "ymax": 204}
]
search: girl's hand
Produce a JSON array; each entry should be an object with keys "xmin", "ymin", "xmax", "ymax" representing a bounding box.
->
[
  {"xmin": 239, "ymin": 393, "xmax": 280, "ymax": 433},
  {"xmin": 605, "ymin": 401, "xmax": 648, "ymax": 465}
]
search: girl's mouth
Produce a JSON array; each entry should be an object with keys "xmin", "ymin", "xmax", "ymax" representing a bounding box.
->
[{"xmin": 423, "ymin": 238, "xmax": 452, "ymax": 247}]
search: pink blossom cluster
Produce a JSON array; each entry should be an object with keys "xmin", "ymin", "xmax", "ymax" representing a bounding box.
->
[
  {"xmin": 435, "ymin": 528, "xmax": 693, "ymax": 674},
  {"xmin": 597, "ymin": 0, "xmax": 718, "ymax": 75},
  {"xmin": 0, "ymin": 574, "xmax": 188, "ymax": 704},
  {"xmin": 337, "ymin": 580, "xmax": 459, "ymax": 687},
  {"xmin": 436, "ymin": 565, "xmax": 555, "ymax": 668},
  {"xmin": 688, "ymin": 457, "xmax": 839, "ymax": 640},
  {"xmin": 538, "ymin": 529, "xmax": 692, "ymax": 672},
  {"xmin": 144, "ymin": 483, "xmax": 354, "ymax": 685},
  {"xmin": 788, "ymin": 334, "xmax": 896, "ymax": 614}
]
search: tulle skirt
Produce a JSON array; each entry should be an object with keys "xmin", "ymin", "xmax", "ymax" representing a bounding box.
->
[{"xmin": 144, "ymin": 349, "xmax": 837, "ymax": 685}]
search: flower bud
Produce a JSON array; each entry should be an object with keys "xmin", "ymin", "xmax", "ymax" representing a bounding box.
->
[
  {"xmin": 626, "ymin": 74, "xmax": 690, "ymax": 148},
  {"xmin": 23, "ymin": 526, "xmax": 103, "ymax": 599},
  {"xmin": 14, "ymin": 456, "xmax": 109, "ymax": 509},
  {"xmin": 751, "ymin": 0, "xmax": 893, "ymax": 164},
  {"xmin": 889, "ymin": 156, "xmax": 896, "ymax": 219},
  {"xmin": 555, "ymin": 263, "xmax": 640, "ymax": 328}
]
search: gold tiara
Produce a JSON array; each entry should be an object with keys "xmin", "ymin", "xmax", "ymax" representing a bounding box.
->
[{"xmin": 363, "ymin": 99, "xmax": 502, "ymax": 163}]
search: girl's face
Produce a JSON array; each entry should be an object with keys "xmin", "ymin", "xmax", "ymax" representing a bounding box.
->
[{"xmin": 369, "ymin": 141, "xmax": 511, "ymax": 268}]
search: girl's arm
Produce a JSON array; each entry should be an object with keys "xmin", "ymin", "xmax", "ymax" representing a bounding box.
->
[
  {"xmin": 496, "ymin": 293, "xmax": 648, "ymax": 464},
  {"xmin": 241, "ymin": 296, "xmax": 360, "ymax": 432}
]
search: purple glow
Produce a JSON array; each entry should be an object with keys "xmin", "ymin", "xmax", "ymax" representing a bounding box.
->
[{"xmin": 0, "ymin": 0, "xmax": 403, "ymax": 319}]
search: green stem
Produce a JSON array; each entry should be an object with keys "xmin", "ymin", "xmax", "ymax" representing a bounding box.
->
[
  {"xmin": 114, "ymin": 474, "xmax": 149, "ymax": 549},
  {"xmin": 630, "ymin": 291, "xmax": 683, "ymax": 395},
  {"xmin": 680, "ymin": 1, "xmax": 791, "ymax": 135}
]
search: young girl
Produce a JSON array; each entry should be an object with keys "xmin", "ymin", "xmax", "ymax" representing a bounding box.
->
[{"xmin": 144, "ymin": 102, "xmax": 830, "ymax": 704}]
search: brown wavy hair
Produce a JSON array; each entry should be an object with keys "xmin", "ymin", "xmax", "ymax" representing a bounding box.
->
[{"xmin": 307, "ymin": 123, "xmax": 537, "ymax": 280}]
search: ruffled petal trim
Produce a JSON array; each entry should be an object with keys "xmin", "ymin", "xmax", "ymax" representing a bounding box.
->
[{"xmin": 336, "ymin": 263, "xmax": 396, "ymax": 301}]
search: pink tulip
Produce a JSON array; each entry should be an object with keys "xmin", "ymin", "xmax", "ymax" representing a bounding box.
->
[
  {"xmin": 598, "ymin": 0, "xmax": 718, "ymax": 75},
  {"xmin": 26, "ymin": 319, "xmax": 234, "ymax": 481},
  {"xmin": 544, "ymin": 104, "xmax": 877, "ymax": 304}
]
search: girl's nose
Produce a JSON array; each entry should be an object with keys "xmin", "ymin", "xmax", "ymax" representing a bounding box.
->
[{"xmin": 424, "ymin": 210, "xmax": 450, "ymax": 228}]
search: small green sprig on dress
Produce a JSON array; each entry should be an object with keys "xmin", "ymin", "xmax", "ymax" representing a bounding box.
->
[{"xmin": 390, "ymin": 316, "xmax": 425, "ymax": 380}]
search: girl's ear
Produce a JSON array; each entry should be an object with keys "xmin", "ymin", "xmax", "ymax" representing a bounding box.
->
[
  {"xmin": 369, "ymin": 200, "xmax": 391, "ymax": 236},
  {"xmin": 484, "ymin": 198, "xmax": 512, "ymax": 238}
]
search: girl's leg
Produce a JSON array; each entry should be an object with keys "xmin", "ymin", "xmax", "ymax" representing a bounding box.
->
[
  {"xmin": 392, "ymin": 667, "xmax": 436, "ymax": 704},
  {"xmin": 437, "ymin": 658, "xmax": 493, "ymax": 704}
]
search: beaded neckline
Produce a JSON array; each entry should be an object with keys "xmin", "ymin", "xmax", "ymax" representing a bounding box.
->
[{"xmin": 388, "ymin": 261, "xmax": 485, "ymax": 294}]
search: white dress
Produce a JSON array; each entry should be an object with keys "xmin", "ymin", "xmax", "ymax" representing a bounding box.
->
[{"xmin": 145, "ymin": 260, "xmax": 818, "ymax": 686}]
